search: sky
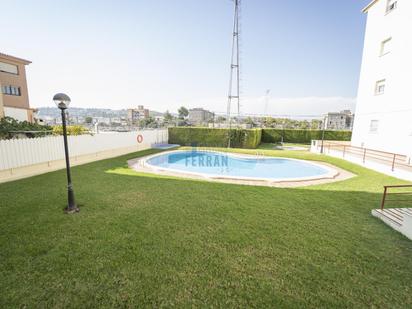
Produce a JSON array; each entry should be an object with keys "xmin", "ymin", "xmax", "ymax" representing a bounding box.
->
[{"xmin": 2, "ymin": 0, "xmax": 371, "ymax": 117}]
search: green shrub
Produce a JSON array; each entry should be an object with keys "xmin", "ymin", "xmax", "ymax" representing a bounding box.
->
[
  {"xmin": 168, "ymin": 127, "xmax": 262, "ymax": 149},
  {"xmin": 262, "ymin": 129, "xmax": 352, "ymax": 144},
  {"xmin": 52, "ymin": 125, "xmax": 91, "ymax": 136},
  {"xmin": 0, "ymin": 117, "xmax": 52, "ymax": 139}
]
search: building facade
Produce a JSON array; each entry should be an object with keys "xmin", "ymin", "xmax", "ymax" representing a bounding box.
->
[
  {"xmin": 127, "ymin": 105, "xmax": 149, "ymax": 123},
  {"xmin": 351, "ymin": 0, "xmax": 412, "ymax": 156},
  {"xmin": 188, "ymin": 108, "xmax": 214, "ymax": 125},
  {"xmin": 0, "ymin": 53, "xmax": 35, "ymax": 122},
  {"xmin": 325, "ymin": 110, "xmax": 354, "ymax": 131}
]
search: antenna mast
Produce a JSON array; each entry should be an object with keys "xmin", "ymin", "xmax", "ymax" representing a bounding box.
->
[
  {"xmin": 263, "ymin": 89, "xmax": 271, "ymax": 116},
  {"xmin": 227, "ymin": 0, "xmax": 241, "ymax": 131}
]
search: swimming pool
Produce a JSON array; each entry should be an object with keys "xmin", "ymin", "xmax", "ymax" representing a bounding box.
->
[{"xmin": 145, "ymin": 150, "xmax": 338, "ymax": 182}]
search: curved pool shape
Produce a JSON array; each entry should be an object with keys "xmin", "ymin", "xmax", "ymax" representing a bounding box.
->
[{"xmin": 145, "ymin": 150, "xmax": 337, "ymax": 182}]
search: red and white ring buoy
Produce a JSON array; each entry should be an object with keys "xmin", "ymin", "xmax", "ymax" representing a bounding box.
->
[{"xmin": 137, "ymin": 134, "xmax": 143, "ymax": 143}]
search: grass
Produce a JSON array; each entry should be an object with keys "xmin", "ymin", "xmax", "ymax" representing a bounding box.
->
[{"xmin": 1, "ymin": 146, "xmax": 412, "ymax": 308}]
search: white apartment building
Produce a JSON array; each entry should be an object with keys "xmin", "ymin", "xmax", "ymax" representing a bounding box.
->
[{"xmin": 351, "ymin": 0, "xmax": 412, "ymax": 156}]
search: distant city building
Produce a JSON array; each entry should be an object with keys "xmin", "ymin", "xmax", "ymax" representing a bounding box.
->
[
  {"xmin": 325, "ymin": 110, "xmax": 354, "ymax": 131},
  {"xmin": 127, "ymin": 105, "xmax": 149, "ymax": 123},
  {"xmin": 109, "ymin": 117, "xmax": 124, "ymax": 124},
  {"xmin": 352, "ymin": 0, "xmax": 412, "ymax": 156},
  {"xmin": 92, "ymin": 117, "xmax": 112, "ymax": 125},
  {"xmin": 154, "ymin": 115, "xmax": 164, "ymax": 122},
  {"xmin": 0, "ymin": 52, "xmax": 36, "ymax": 122},
  {"xmin": 40, "ymin": 115, "xmax": 56, "ymax": 125},
  {"xmin": 188, "ymin": 108, "xmax": 214, "ymax": 125}
]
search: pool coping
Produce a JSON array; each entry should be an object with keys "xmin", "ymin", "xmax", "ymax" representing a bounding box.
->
[{"xmin": 128, "ymin": 150, "xmax": 355, "ymax": 187}]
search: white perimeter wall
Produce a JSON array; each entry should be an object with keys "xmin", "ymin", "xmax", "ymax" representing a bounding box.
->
[
  {"xmin": 0, "ymin": 129, "xmax": 168, "ymax": 171},
  {"xmin": 352, "ymin": 0, "xmax": 412, "ymax": 157}
]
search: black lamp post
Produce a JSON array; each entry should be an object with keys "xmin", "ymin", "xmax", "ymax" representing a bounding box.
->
[{"xmin": 54, "ymin": 93, "xmax": 79, "ymax": 214}]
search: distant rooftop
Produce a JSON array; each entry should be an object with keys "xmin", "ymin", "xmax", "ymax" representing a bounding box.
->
[
  {"xmin": 0, "ymin": 52, "xmax": 31, "ymax": 65},
  {"xmin": 327, "ymin": 110, "xmax": 353, "ymax": 115},
  {"xmin": 190, "ymin": 108, "xmax": 210, "ymax": 111}
]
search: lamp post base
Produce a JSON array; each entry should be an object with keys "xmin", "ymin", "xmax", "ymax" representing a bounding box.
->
[
  {"xmin": 64, "ymin": 186, "xmax": 78, "ymax": 214},
  {"xmin": 64, "ymin": 205, "xmax": 80, "ymax": 214}
]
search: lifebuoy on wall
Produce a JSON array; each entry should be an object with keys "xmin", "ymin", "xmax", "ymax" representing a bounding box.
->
[{"xmin": 137, "ymin": 134, "xmax": 144, "ymax": 143}]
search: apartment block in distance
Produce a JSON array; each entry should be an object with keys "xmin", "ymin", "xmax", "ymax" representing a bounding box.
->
[
  {"xmin": 127, "ymin": 105, "xmax": 149, "ymax": 124},
  {"xmin": 188, "ymin": 108, "xmax": 214, "ymax": 125},
  {"xmin": 325, "ymin": 110, "xmax": 354, "ymax": 131},
  {"xmin": 351, "ymin": 0, "xmax": 412, "ymax": 156},
  {"xmin": 0, "ymin": 52, "xmax": 35, "ymax": 122}
]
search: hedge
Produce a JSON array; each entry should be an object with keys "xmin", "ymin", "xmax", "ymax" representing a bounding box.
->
[
  {"xmin": 261, "ymin": 129, "xmax": 352, "ymax": 144},
  {"xmin": 168, "ymin": 127, "xmax": 351, "ymax": 148},
  {"xmin": 168, "ymin": 127, "xmax": 262, "ymax": 149}
]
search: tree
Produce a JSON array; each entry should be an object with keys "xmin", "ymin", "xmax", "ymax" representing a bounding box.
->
[
  {"xmin": 138, "ymin": 117, "xmax": 157, "ymax": 128},
  {"xmin": 164, "ymin": 110, "xmax": 174, "ymax": 122},
  {"xmin": 263, "ymin": 117, "xmax": 279, "ymax": 128},
  {"xmin": 311, "ymin": 119, "xmax": 322, "ymax": 130},
  {"xmin": 298, "ymin": 120, "xmax": 310, "ymax": 129},
  {"xmin": 85, "ymin": 117, "xmax": 93, "ymax": 124},
  {"xmin": 178, "ymin": 106, "xmax": 189, "ymax": 119},
  {"xmin": 245, "ymin": 117, "xmax": 255, "ymax": 127}
]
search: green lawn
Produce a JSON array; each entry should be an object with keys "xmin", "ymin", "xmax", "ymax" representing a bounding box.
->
[{"xmin": 1, "ymin": 146, "xmax": 412, "ymax": 308}]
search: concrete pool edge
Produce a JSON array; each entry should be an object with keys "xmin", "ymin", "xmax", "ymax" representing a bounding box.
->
[{"xmin": 127, "ymin": 150, "xmax": 355, "ymax": 188}]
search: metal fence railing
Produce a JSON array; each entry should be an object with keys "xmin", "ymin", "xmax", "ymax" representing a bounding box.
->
[
  {"xmin": 313, "ymin": 141, "xmax": 412, "ymax": 173},
  {"xmin": 381, "ymin": 185, "xmax": 412, "ymax": 210}
]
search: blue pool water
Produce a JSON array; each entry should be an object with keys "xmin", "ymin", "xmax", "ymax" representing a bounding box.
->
[{"xmin": 146, "ymin": 151, "xmax": 332, "ymax": 181}]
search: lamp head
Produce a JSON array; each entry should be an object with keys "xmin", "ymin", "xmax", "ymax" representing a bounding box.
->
[{"xmin": 53, "ymin": 93, "xmax": 71, "ymax": 110}]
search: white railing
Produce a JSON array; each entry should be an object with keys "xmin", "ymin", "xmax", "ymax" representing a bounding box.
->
[{"xmin": 0, "ymin": 129, "xmax": 168, "ymax": 171}]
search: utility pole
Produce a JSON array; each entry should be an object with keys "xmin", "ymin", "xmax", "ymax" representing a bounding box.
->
[
  {"xmin": 263, "ymin": 89, "xmax": 271, "ymax": 117},
  {"xmin": 321, "ymin": 115, "xmax": 327, "ymax": 154},
  {"xmin": 227, "ymin": 0, "xmax": 241, "ymax": 147}
]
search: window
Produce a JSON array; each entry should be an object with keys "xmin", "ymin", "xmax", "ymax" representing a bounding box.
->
[
  {"xmin": 380, "ymin": 38, "xmax": 392, "ymax": 56},
  {"xmin": 375, "ymin": 80, "xmax": 386, "ymax": 95},
  {"xmin": 1, "ymin": 85, "xmax": 21, "ymax": 96},
  {"xmin": 0, "ymin": 61, "xmax": 18, "ymax": 74},
  {"xmin": 11, "ymin": 87, "xmax": 20, "ymax": 95},
  {"xmin": 369, "ymin": 120, "xmax": 379, "ymax": 133},
  {"xmin": 386, "ymin": 0, "xmax": 397, "ymax": 13}
]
